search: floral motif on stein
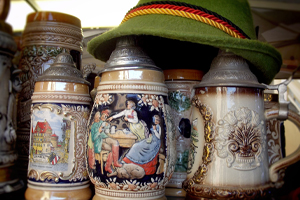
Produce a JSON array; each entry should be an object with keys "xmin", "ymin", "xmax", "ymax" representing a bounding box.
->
[{"xmin": 87, "ymin": 91, "xmax": 176, "ymax": 196}]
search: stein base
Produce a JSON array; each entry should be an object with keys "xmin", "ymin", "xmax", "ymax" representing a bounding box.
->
[
  {"xmin": 165, "ymin": 188, "xmax": 186, "ymax": 197},
  {"xmin": 25, "ymin": 185, "xmax": 92, "ymax": 200},
  {"xmin": 93, "ymin": 193, "xmax": 167, "ymax": 200},
  {"xmin": 184, "ymin": 183, "xmax": 275, "ymax": 200}
]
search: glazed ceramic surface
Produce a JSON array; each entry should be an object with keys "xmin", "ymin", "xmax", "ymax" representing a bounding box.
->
[
  {"xmin": 87, "ymin": 69, "xmax": 176, "ymax": 200},
  {"xmin": 86, "ymin": 36, "xmax": 176, "ymax": 200},
  {"xmin": 163, "ymin": 69, "xmax": 202, "ymax": 189},
  {"xmin": 183, "ymin": 51, "xmax": 300, "ymax": 199},
  {"xmin": 16, "ymin": 11, "xmax": 83, "ymax": 181},
  {"xmin": 25, "ymin": 53, "xmax": 92, "ymax": 200},
  {"xmin": 0, "ymin": 21, "xmax": 24, "ymax": 194}
]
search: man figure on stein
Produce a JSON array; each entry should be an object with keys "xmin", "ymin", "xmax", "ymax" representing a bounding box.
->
[{"xmin": 91, "ymin": 109, "xmax": 122, "ymax": 174}]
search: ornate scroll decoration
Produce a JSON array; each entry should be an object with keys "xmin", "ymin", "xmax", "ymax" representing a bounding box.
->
[
  {"xmin": 28, "ymin": 169, "xmax": 39, "ymax": 180},
  {"xmin": 60, "ymin": 104, "xmax": 90, "ymax": 182},
  {"xmin": 214, "ymin": 107, "xmax": 265, "ymax": 170},
  {"xmin": 29, "ymin": 104, "xmax": 90, "ymax": 183},
  {"xmin": 19, "ymin": 46, "xmax": 69, "ymax": 101},
  {"xmin": 40, "ymin": 171, "xmax": 60, "ymax": 182},
  {"xmin": 184, "ymin": 95, "xmax": 215, "ymax": 190},
  {"xmin": 266, "ymin": 119, "xmax": 283, "ymax": 165}
]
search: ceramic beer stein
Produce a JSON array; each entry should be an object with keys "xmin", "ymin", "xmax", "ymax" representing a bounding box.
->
[
  {"xmin": 16, "ymin": 11, "xmax": 83, "ymax": 181},
  {"xmin": 25, "ymin": 52, "xmax": 92, "ymax": 200},
  {"xmin": 183, "ymin": 50, "xmax": 300, "ymax": 199},
  {"xmin": 0, "ymin": 20, "xmax": 24, "ymax": 196},
  {"xmin": 163, "ymin": 69, "xmax": 202, "ymax": 195},
  {"xmin": 86, "ymin": 36, "xmax": 176, "ymax": 200}
]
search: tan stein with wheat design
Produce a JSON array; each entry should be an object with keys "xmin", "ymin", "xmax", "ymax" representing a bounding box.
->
[
  {"xmin": 16, "ymin": 11, "xmax": 83, "ymax": 182},
  {"xmin": 183, "ymin": 50, "xmax": 300, "ymax": 200},
  {"xmin": 86, "ymin": 36, "xmax": 176, "ymax": 200},
  {"xmin": 25, "ymin": 52, "xmax": 92, "ymax": 200}
]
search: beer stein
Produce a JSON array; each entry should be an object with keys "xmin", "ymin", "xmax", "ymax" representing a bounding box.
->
[
  {"xmin": 0, "ymin": 20, "xmax": 24, "ymax": 196},
  {"xmin": 86, "ymin": 36, "xmax": 176, "ymax": 200},
  {"xmin": 183, "ymin": 50, "xmax": 300, "ymax": 199},
  {"xmin": 25, "ymin": 52, "xmax": 92, "ymax": 200},
  {"xmin": 17, "ymin": 11, "xmax": 83, "ymax": 181},
  {"xmin": 163, "ymin": 69, "xmax": 202, "ymax": 195}
]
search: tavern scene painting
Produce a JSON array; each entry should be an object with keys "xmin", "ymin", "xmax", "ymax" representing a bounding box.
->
[
  {"xmin": 29, "ymin": 107, "xmax": 71, "ymax": 172},
  {"xmin": 87, "ymin": 93, "xmax": 167, "ymax": 185}
]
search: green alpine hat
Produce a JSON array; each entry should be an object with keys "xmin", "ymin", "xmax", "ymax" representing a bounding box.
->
[{"xmin": 87, "ymin": 0, "xmax": 282, "ymax": 84}]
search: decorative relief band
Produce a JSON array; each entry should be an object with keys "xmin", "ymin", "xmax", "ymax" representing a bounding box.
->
[
  {"xmin": 98, "ymin": 83, "xmax": 168, "ymax": 94},
  {"xmin": 23, "ymin": 22, "xmax": 83, "ymax": 38},
  {"xmin": 32, "ymin": 93, "xmax": 91, "ymax": 103},
  {"xmin": 23, "ymin": 21, "xmax": 83, "ymax": 51},
  {"xmin": 95, "ymin": 187, "xmax": 165, "ymax": 198},
  {"xmin": 186, "ymin": 184, "xmax": 273, "ymax": 199}
]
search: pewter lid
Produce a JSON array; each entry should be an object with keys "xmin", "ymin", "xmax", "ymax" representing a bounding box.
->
[
  {"xmin": 37, "ymin": 52, "xmax": 90, "ymax": 85},
  {"xmin": 100, "ymin": 36, "xmax": 161, "ymax": 74},
  {"xmin": 195, "ymin": 50, "xmax": 266, "ymax": 89}
]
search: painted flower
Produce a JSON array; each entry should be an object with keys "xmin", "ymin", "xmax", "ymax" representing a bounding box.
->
[
  {"xmin": 147, "ymin": 177, "xmax": 163, "ymax": 190},
  {"xmin": 122, "ymin": 180, "xmax": 140, "ymax": 191},
  {"xmin": 137, "ymin": 94, "xmax": 149, "ymax": 106},
  {"xmin": 95, "ymin": 94, "xmax": 113, "ymax": 108},
  {"xmin": 106, "ymin": 177, "xmax": 121, "ymax": 190},
  {"xmin": 148, "ymin": 95, "xmax": 164, "ymax": 111}
]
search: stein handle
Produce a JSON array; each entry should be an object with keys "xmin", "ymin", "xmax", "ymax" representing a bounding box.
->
[{"xmin": 265, "ymin": 108, "xmax": 300, "ymax": 183}]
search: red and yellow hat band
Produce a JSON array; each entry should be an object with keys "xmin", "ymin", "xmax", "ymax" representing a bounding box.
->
[{"xmin": 122, "ymin": 1, "xmax": 250, "ymax": 39}]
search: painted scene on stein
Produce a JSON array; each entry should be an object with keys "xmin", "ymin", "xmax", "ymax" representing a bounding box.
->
[
  {"xmin": 29, "ymin": 105, "xmax": 72, "ymax": 172},
  {"xmin": 87, "ymin": 93, "xmax": 168, "ymax": 189}
]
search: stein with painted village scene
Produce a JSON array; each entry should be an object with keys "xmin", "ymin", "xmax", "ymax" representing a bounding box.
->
[{"xmin": 25, "ymin": 52, "xmax": 92, "ymax": 200}]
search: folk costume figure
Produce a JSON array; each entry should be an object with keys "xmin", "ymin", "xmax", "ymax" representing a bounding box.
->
[
  {"xmin": 123, "ymin": 115, "xmax": 161, "ymax": 175},
  {"xmin": 107, "ymin": 100, "xmax": 147, "ymax": 141},
  {"xmin": 88, "ymin": 110, "xmax": 122, "ymax": 174}
]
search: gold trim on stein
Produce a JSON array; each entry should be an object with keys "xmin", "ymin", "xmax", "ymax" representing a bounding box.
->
[
  {"xmin": 28, "ymin": 102, "xmax": 90, "ymax": 186},
  {"xmin": 184, "ymin": 95, "xmax": 215, "ymax": 187},
  {"xmin": 97, "ymin": 82, "xmax": 168, "ymax": 95},
  {"xmin": 22, "ymin": 21, "xmax": 83, "ymax": 52}
]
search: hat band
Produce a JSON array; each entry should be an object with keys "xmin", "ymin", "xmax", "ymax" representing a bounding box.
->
[{"xmin": 122, "ymin": 1, "xmax": 250, "ymax": 39}]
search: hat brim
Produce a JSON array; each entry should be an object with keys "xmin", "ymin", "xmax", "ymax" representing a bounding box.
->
[{"xmin": 88, "ymin": 14, "xmax": 282, "ymax": 84}]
